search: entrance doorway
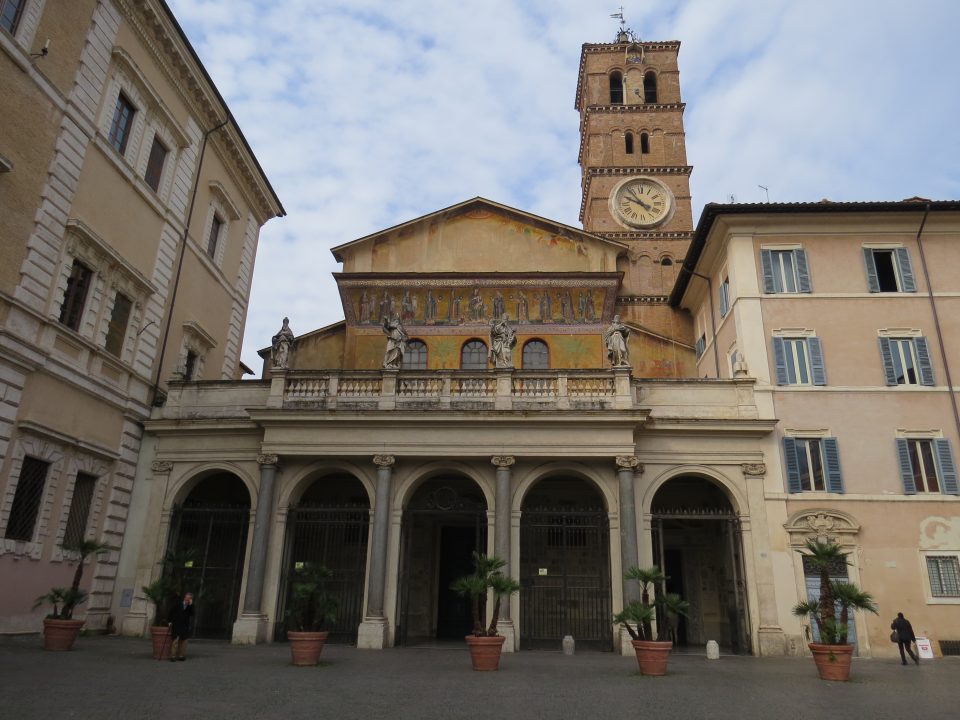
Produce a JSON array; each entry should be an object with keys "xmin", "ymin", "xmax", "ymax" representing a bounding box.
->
[
  {"xmin": 519, "ymin": 478, "xmax": 611, "ymax": 651},
  {"xmin": 398, "ymin": 477, "xmax": 487, "ymax": 645},
  {"xmin": 651, "ymin": 476, "xmax": 750, "ymax": 654},
  {"xmin": 166, "ymin": 473, "xmax": 250, "ymax": 639}
]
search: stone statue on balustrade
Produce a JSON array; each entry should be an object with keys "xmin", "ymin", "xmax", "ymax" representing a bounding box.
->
[
  {"xmin": 382, "ymin": 314, "xmax": 408, "ymax": 369},
  {"xmin": 488, "ymin": 313, "xmax": 517, "ymax": 369},
  {"xmin": 271, "ymin": 317, "xmax": 295, "ymax": 369},
  {"xmin": 604, "ymin": 315, "xmax": 631, "ymax": 368}
]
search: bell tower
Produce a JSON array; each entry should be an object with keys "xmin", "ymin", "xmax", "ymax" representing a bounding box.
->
[{"xmin": 575, "ymin": 28, "xmax": 694, "ymax": 346}]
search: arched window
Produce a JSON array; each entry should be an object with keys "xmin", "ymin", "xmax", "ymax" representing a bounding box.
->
[
  {"xmin": 522, "ymin": 340, "xmax": 549, "ymax": 369},
  {"xmin": 624, "ymin": 132, "xmax": 634, "ymax": 154},
  {"xmin": 640, "ymin": 132, "xmax": 650, "ymax": 154},
  {"xmin": 403, "ymin": 339, "xmax": 427, "ymax": 370},
  {"xmin": 643, "ymin": 71, "xmax": 658, "ymax": 103},
  {"xmin": 609, "ymin": 72, "xmax": 624, "ymax": 105},
  {"xmin": 460, "ymin": 340, "xmax": 488, "ymax": 370},
  {"xmin": 660, "ymin": 257, "xmax": 673, "ymax": 266}
]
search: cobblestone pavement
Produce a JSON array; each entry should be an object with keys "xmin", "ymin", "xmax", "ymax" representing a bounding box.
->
[{"xmin": 0, "ymin": 635, "xmax": 955, "ymax": 720}]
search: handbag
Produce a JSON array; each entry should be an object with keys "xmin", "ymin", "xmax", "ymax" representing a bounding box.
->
[{"xmin": 890, "ymin": 629, "xmax": 899, "ymax": 643}]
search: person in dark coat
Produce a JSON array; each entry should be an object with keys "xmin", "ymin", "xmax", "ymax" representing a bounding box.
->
[
  {"xmin": 891, "ymin": 612, "xmax": 919, "ymax": 665},
  {"xmin": 168, "ymin": 592, "xmax": 195, "ymax": 661}
]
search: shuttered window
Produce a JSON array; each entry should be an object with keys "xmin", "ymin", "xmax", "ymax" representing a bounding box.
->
[
  {"xmin": 879, "ymin": 337, "xmax": 934, "ymax": 386},
  {"xmin": 761, "ymin": 249, "xmax": 811, "ymax": 294},
  {"xmin": 863, "ymin": 247, "xmax": 916, "ymax": 293},
  {"xmin": 773, "ymin": 336, "xmax": 826, "ymax": 385},
  {"xmin": 4, "ymin": 457, "xmax": 50, "ymax": 541},
  {"xmin": 784, "ymin": 437, "xmax": 844, "ymax": 493},
  {"xmin": 719, "ymin": 277, "xmax": 730, "ymax": 317},
  {"xmin": 896, "ymin": 438, "xmax": 959, "ymax": 495},
  {"xmin": 63, "ymin": 473, "xmax": 97, "ymax": 547}
]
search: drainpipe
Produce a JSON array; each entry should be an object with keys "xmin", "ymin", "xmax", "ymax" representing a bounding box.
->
[
  {"xmin": 913, "ymin": 204, "xmax": 960, "ymax": 445},
  {"xmin": 685, "ymin": 268, "xmax": 721, "ymax": 377},
  {"xmin": 151, "ymin": 119, "xmax": 229, "ymax": 406}
]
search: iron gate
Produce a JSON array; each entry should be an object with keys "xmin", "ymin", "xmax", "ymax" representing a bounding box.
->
[
  {"xmin": 167, "ymin": 505, "xmax": 250, "ymax": 639},
  {"xmin": 275, "ymin": 505, "xmax": 369, "ymax": 643},
  {"xmin": 520, "ymin": 508, "xmax": 611, "ymax": 650}
]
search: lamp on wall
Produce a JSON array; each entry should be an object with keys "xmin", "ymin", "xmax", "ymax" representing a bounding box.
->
[{"xmin": 30, "ymin": 38, "xmax": 50, "ymax": 59}]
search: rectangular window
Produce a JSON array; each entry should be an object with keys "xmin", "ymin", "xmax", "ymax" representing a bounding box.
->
[
  {"xmin": 104, "ymin": 292, "xmax": 132, "ymax": 357},
  {"xmin": 896, "ymin": 438, "xmax": 959, "ymax": 495},
  {"xmin": 773, "ymin": 336, "xmax": 826, "ymax": 385},
  {"xmin": 207, "ymin": 214, "xmax": 223, "ymax": 259},
  {"xmin": 108, "ymin": 93, "xmax": 136, "ymax": 155},
  {"xmin": 927, "ymin": 556, "xmax": 960, "ymax": 598},
  {"xmin": 143, "ymin": 136, "xmax": 168, "ymax": 192},
  {"xmin": 863, "ymin": 247, "xmax": 915, "ymax": 293},
  {"xmin": 63, "ymin": 473, "xmax": 97, "ymax": 547},
  {"xmin": 0, "ymin": 0, "xmax": 24, "ymax": 33},
  {"xmin": 184, "ymin": 350, "xmax": 198, "ymax": 381},
  {"xmin": 4, "ymin": 457, "xmax": 50, "ymax": 541},
  {"xmin": 784, "ymin": 437, "xmax": 844, "ymax": 493},
  {"xmin": 58, "ymin": 260, "xmax": 93, "ymax": 331},
  {"xmin": 695, "ymin": 334, "xmax": 706, "ymax": 360},
  {"xmin": 761, "ymin": 248, "xmax": 811, "ymax": 294},
  {"xmin": 719, "ymin": 276, "xmax": 730, "ymax": 317},
  {"xmin": 879, "ymin": 337, "xmax": 934, "ymax": 386}
]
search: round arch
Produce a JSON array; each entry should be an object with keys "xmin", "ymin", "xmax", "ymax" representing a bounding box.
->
[
  {"xmin": 513, "ymin": 461, "xmax": 615, "ymax": 514},
  {"xmin": 642, "ymin": 465, "xmax": 746, "ymax": 516},
  {"xmin": 395, "ymin": 459, "xmax": 494, "ymax": 511},
  {"xmin": 280, "ymin": 460, "xmax": 375, "ymax": 509},
  {"xmin": 167, "ymin": 462, "xmax": 256, "ymax": 510}
]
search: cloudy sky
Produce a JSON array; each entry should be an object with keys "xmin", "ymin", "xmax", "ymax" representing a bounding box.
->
[{"xmin": 166, "ymin": 0, "xmax": 960, "ymax": 372}]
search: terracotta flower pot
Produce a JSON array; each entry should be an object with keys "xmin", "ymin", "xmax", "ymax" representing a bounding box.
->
[
  {"xmin": 631, "ymin": 639, "xmax": 673, "ymax": 676},
  {"xmin": 465, "ymin": 634, "xmax": 506, "ymax": 671},
  {"xmin": 150, "ymin": 625, "xmax": 172, "ymax": 660},
  {"xmin": 42, "ymin": 618, "xmax": 85, "ymax": 651},
  {"xmin": 808, "ymin": 642, "xmax": 854, "ymax": 681},
  {"xmin": 288, "ymin": 630, "xmax": 329, "ymax": 666}
]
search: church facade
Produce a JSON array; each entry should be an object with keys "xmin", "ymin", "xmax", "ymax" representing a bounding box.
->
[{"xmin": 111, "ymin": 33, "xmax": 960, "ymax": 658}]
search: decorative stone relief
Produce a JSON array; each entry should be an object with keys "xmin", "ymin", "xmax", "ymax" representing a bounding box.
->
[
  {"xmin": 741, "ymin": 463, "xmax": 766, "ymax": 476},
  {"xmin": 256, "ymin": 454, "xmax": 279, "ymax": 466},
  {"xmin": 490, "ymin": 456, "xmax": 516, "ymax": 468},
  {"xmin": 784, "ymin": 509, "xmax": 861, "ymax": 548},
  {"xmin": 373, "ymin": 455, "xmax": 395, "ymax": 468},
  {"xmin": 150, "ymin": 461, "xmax": 173, "ymax": 473},
  {"xmin": 615, "ymin": 455, "xmax": 642, "ymax": 471}
]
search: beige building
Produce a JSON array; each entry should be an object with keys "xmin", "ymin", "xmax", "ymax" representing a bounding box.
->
[
  {"xmin": 110, "ymin": 29, "xmax": 959, "ymax": 660},
  {"xmin": 0, "ymin": 0, "xmax": 283, "ymax": 633}
]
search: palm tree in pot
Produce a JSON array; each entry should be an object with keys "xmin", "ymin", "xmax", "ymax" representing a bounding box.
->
[
  {"xmin": 34, "ymin": 539, "xmax": 109, "ymax": 650},
  {"xmin": 614, "ymin": 566, "xmax": 688, "ymax": 676},
  {"xmin": 451, "ymin": 552, "xmax": 520, "ymax": 671},
  {"xmin": 286, "ymin": 563, "xmax": 337, "ymax": 666}
]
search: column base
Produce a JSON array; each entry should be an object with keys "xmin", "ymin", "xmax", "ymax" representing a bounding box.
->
[
  {"xmin": 357, "ymin": 617, "xmax": 389, "ymax": 649},
  {"xmin": 232, "ymin": 612, "xmax": 269, "ymax": 645},
  {"xmin": 757, "ymin": 625, "xmax": 787, "ymax": 656},
  {"xmin": 496, "ymin": 619, "xmax": 516, "ymax": 652},
  {"xmin": 120, "ymin": 611, "xmax": 148, "ymax": 638},
  {"xmin": 619, "ymin": 626, "xmax": 636, "ymax": 657}
]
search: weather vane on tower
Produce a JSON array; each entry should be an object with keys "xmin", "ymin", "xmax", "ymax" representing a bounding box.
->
[{"xmin": 611, "ymin": 7, "xmax": 642, "ymax": 60}]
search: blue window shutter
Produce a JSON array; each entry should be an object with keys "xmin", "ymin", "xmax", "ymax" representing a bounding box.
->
[
  {"xmin": 719, "ymin": 284, "xmax": 728, "ymax": 317},
  {"xmin": 773, "ymin": 337, "xmax": 787, "ymax": 384},
  {"xmin": 808, "ymin": 337, "xmax": 826, "ymax": 386},
  {"xmin": 863, "ymin": 248, "xmax": 879, "ymax": 292},
  {"xmin": 783, "ymin": 438, "xmax": 802, "ymax": 492},
  {"xmin": 761, "ymin": 250, "xmax": 775, "ymax": 293},
  {"xmin": 896, "ymin": 247, "xmax": 916, "ymax": 292},
  {"xmin": 823, "ymin": 437, "xmax": 844, "ymax": 493},
  {"xmin": 933, "ymin": 439, "xmax": 959, "ymax": 495},
  {"xmin": 896, "ymin": 439, "xmax": 917, "ymax": 494},
  {"xmin": 879, "ymin": 338, "xmax": 897, "ymax": 385},
  {"xmin": 915, "ymin": 337, "xmax": 935, "ymax": 386},
  {"xmin": 795, "ymin": 249, "xmax": 811, "ymax": 293}
]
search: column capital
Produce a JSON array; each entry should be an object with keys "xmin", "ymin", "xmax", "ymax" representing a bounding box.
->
[
  {"xmin": 615, "ymin": 455, "xmax": 642, "ymax": 471},
  {"xmin": 257, "ymin": 454, "xmax": 279, "ymax": 466},
  {"xmin": 491, "ymin": 455, "xmax": 516, "ymax": 468},
  {"xmin": 150, "ymin": 460, "xmax": 173, "ymax": 473},
  {"xmin": 741, "ymin": 462, "xmax": 766, "ymax": 476},
  {"xmin": 373, "ymin": 454, "xmax": 396, "ymax": 468}
]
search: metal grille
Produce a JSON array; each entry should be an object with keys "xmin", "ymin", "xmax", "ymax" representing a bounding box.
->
[
  {"xmin": 63, "ymin": 472, "xmax": 97, "ymax": 546},
  {"xmin": 4, "ymin": 457, "xmax": 50, "ymax": 541},
  {"xmin": 520, "ymin": 509, "xmax": 611, "ymax": 651},
  {"xmin": 276, "ymin": 505, "xmax": 370, "ymax": 643},
  {"xmin": 167, "ymin": 505, "xmax": 249, "ymax": 639},
  {"xmin": 940, "ymin": 640, "xmax": 960, "ymax": 656}
]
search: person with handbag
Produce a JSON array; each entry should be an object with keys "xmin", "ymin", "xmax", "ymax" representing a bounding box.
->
[{"xmin": 891, "ymin": 612, "xmax": 919, "ymax": 665}]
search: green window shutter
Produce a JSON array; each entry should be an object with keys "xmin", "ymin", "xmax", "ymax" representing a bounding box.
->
[
  {"xmin": 915, "ymin": 337, "xmax": 935, "ymax": 386},
  {"xmin": 795, "ymin": 249, "xmax": 811, "ymax": 293},
  {"xmin": 761, "ymin": 250, "xmax": 775, "ymax": 293},
  {"xmin": 783, "ymin": 438, "xmax": 802, "ymax": 493},
  {"xmin": 933, "ymin": 439, "xmax": 959, "ymax": 495},
  {"xmin": 896, "ymin": 247, "xmax": 916, "ymax": 292},
  {"xmin": 773, "ymin": 337, "xmax": 787, "ymax": 385},
  {"xmin": 863, "ymin": 248, "xmax": 879, "ymax": 292},
  {"xmin": 896, "ymin": 438, "xmax": 917, "ymax": 495},
  {"xmin": 808, "ymin": 337, "xmax": 826, "ymax": 386},
  {"xmin": 823, "ymin": 437, "xmax": 844, "ymax": 493},
  {"xmin": 878, "ymin": 338, "xmax": 897, "ymax": 385}
]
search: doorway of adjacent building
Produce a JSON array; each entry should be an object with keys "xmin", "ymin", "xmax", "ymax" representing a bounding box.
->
[
  {"xmin": 166, "ymin": 473, "xmax": 250, "ymax": 639},
  {"xmin": 651, "ymin": 476, "xmax": 750, "ymax": 654},
  {"xmin": 398, "ymin": 477, "xmax": 487, "ymax": 645},
  {"xmin": 519, "ymin": 477, "xmax": 612, "ymax": 651},
  {"xmin": 275, "ymin": 475, "xmax": 370, "ymax": 644}
]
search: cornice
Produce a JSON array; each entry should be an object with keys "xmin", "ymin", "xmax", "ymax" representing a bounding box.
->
[
  {"xmin": 596, "ymin": 230, "xmax": 694, "ymax": 241},
  {"xmin": 616, "ymin": 295, "xmax": 669, "ymax": 305},
  {"xmin": 577, "ymin": 104, "xmax": 686, "ymax": 165},
  {"xmin": 579, "ymin": 167, "xmax": 693, "ymax": 222}
]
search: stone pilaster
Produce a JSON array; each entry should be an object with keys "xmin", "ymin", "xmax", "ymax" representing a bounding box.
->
[
  {"xmin": 358, "ymin": 454, "xmax": 394, "ymax": 649},
  {"xmin": 491, "ymin": 455, "xmax": 516, "ymax": 652}
]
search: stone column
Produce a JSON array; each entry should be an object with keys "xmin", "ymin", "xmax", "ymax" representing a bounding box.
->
[
  {"xmin": 232, "ymin": 454, "xmax": 279, "ymax": 645},
  {"xmin": 491, "ymin": 455, "xmax": 516, "ymax": 651},
  {"xmin": 616, "ymin": 455, "xmax": 642, "ymax": 656},
  {"xmin": 358, "ymin": 454, "xmax": 394, "ymax": 649}
]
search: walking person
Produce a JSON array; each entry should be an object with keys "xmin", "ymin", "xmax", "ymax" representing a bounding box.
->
[
  {"xmin": 891, "ymin": 611, "xmax": 919, "ymax": 665},
  {"xmin": 168, "ymin": 592, "xmax": 195, "ymax": 662}
]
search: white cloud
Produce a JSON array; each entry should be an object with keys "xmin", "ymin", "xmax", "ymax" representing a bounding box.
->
[{"xmin": 166, "ymin": 0, "xmax": 960, "ymax": 371}]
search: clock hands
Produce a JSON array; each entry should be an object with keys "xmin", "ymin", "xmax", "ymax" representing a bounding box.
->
[{"xmin": 626, "ymin": 190, "xmax": 653, "ymax": 211}]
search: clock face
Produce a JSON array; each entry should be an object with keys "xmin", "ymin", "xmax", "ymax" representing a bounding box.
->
[{"xmin": 612, "ymin": 178, "xmax": 673, "ymax": 228}]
